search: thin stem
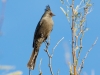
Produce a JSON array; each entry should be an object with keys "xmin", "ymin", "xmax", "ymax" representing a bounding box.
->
[
  {"xmin": 44, "ymin": 42, "xmax": 54, "ymax": 75},
  {"xmin": 29, "ymin": 69, "xmax": 31, "ymax": 75},
  {"xmin": 51, "ymin": 37, "xmax": 64, "ymax": 56},
  {"xmin": 38, "ymin": 59, "xmax": 42, "ymax": 75},
  {"xmin": 78, "ymin": 37, "xmax": 98, "ymax": 74},
  {"xmin": 72, "ymin": 0, "xmax": 77, "ymax": 75},
  {"xmin": 44, "ymin": 37, "xmax": 64, "ymax": 75},
  {"xmin": 57, "ymin": 69, "xmax": 60, "ymax": 75},
  {"xmin": 72, "ymin": 0, "xmax": 75, "ymax": 64}
]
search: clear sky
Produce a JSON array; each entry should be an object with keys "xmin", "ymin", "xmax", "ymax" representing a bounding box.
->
[{"xmin": 0, "ymin": 0, "xmax": 100, "ymax": 75}]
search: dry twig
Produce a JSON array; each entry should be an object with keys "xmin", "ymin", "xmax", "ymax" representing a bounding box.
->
[
  {"xmin": 29, "ymin": 69, "xmax": 31, "ymax": 75},
  {"xmin": 38, "ymin": 59, "xmax": 42, "ymax": 75},
  {"xmin": 78, "ymin": 37, "xmax": 98, "ymax": 74},
  {"xmin": 44, "ymin": 37, "xmax": 64, "ymax": 75}
]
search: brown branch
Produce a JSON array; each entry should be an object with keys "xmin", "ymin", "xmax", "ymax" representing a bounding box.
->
[{"xmin": 71, "ymin": 0, "xmax": 77, "ymax": 75}]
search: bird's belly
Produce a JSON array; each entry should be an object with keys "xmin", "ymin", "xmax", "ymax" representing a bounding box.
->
[{"xmin": 40, "ymin": 24, "xmax": 53, "ymax": 37}]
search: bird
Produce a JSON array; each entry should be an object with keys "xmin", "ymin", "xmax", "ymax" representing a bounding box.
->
[{"xmin": 27, "ymin": 5, "xmax": 55, "ymax": 70}]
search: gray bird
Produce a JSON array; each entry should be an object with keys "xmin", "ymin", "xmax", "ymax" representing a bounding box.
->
[{"xmin": 27, "ymin": 5, "xmax": 55, "ymax": 70}]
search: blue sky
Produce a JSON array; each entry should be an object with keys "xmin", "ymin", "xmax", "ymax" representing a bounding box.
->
[{"xmin": 0, "ymin": 0, "xmax": 100, "ymax": 75}]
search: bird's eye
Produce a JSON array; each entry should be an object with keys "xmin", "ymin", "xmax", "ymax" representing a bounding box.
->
[{"xmin": 49, "ymin": 12, "xmax": 53, "ymax": 16}]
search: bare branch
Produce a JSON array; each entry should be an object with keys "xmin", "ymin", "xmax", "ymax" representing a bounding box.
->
[
  {"xmin": 60, "ymin": 7, "xmax": 70, "ymax": 23},
  {"xmin": 66, "ymin": 0, "xmax": 70, "ymax": 6},
  {"xmin": 78, "ymin": 37, "xmax": 98, "ymax": 74},
  {"xmin": 29, "ymin": 69, "xmax": 31, "ymax": 75},
  {"xmin": 57, "ymin": 69, "xmax": 60, "ymax": 75},
  {"xmin": 38, "ymin": 59, "xmax": 42, "ymax": 75},
  {"xmin": 44, "ymin": 37, "xmax": 64, "ymax": 75},
  {"xmin": 0, "ymin": 0, "xmax": 6, "ymax": 35},
  {"xmin": 60, "ymin": 0, "xmax": 94, "ymax": 75},
  {"xmin": 79, "ymin": 0, "xmax": 84, "ymax": 7},
  {"xmin": 60, "ymin": 0, "xmax": 64, "ymax": 4},
  {"xmin": 44, "ymin": 42, "xmax": 54, "ymax": 75},
  {"xmin": 51, "ymin": 37, "xmax": 64, "ymax": 56}
]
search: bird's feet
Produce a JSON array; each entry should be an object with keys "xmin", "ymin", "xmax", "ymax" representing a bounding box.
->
[{"xmin": 45, "ymin": 40, "xmax": 50, "ymax": 46}]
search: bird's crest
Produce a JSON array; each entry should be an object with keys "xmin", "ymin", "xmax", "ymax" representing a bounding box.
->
[{"xmin": 45, "ymin": 5, "xmax": 51, "ymax": 11}]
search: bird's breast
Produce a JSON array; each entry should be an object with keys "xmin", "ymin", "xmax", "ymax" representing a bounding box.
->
[{"xmin": 39, "ymin": 17, "xmax": 54, "ymax": 38}]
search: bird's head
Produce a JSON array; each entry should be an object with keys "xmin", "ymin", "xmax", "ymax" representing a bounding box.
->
[{"xmin": 44, "ymin": 5, "xmax": 55, "ymax": 17}]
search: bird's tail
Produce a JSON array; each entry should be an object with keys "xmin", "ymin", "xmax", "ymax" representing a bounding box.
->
[{"xmin": 27, "ymin": 47, "xmax": 39, "ymax": 70}]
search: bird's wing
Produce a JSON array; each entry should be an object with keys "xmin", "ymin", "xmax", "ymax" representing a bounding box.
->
[{"xmin": 32, "ymin": 19, "xmax": 45, "ymax": 47}]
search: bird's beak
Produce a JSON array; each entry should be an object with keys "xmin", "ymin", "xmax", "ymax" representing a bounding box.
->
[
  {"xmin": 52, "ymin": 13, "xmax": 55, "ymax": 16},
  {"xmin": 51, "ymin": 12, "xmax": 55, "ymax": 16}
]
